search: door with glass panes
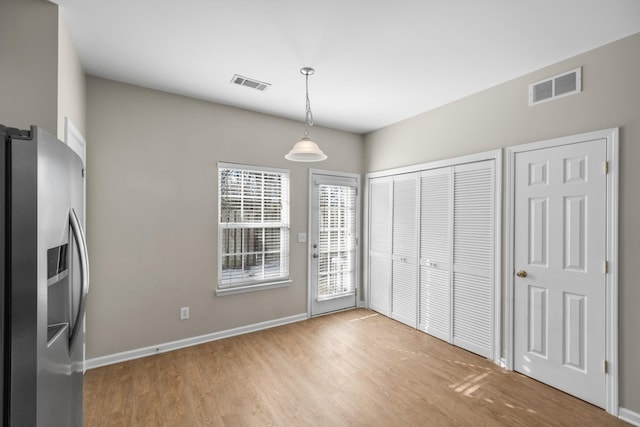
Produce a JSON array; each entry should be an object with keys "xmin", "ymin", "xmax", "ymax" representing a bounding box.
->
[{"xmin": 310, "ymin": 172, "xmax": 359, "ymax": 316}]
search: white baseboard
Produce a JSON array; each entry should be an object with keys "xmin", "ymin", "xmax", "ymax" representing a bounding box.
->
[
  {"xmin": 619, "ymin": 407, "xmax": 640, "ymax": 426},
  {"xmin": 85, "ymin": 312, "xmax": 309, "ymax": 370},
  {"xmin": 357, "ymin": 300, "xmax": 367, "ymax": 308}
]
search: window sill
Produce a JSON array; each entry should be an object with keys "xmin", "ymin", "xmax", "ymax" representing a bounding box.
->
[{"xmin": 216, "ymin": 280, "xmax": 292, "ymax": 297}]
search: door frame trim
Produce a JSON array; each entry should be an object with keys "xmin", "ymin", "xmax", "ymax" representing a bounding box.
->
[
  {"xmin": 505, "ymin": 128, "xmax": 619, "ymax": 415},
  {"xmin": 307, "ymin": 169, "xmax": 361, "ymax": 317}
]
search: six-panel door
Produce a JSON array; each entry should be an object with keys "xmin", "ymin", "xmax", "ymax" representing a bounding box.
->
[{"xmin": 513, "ymin": 139, "xmax": 607, "ymax": 408}]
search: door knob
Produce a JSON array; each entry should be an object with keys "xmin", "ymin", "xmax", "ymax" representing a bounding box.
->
[
  {"xmin": 516, "ymin": 270, "xmax": 527, "ymax": 278},
  {"xmin": 312, "ymin": 253, "xmax": 318, "ymax": 258}
]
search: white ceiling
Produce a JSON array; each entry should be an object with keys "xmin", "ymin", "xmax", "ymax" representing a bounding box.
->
[{"xmin": 54, "ymin": 0, "xmax": 640, "ymax": 134}]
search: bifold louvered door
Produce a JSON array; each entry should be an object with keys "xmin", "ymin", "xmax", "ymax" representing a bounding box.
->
[
  {"xmin": 451, "ymin": 160, "xmax": 495, "ymax": 358},
  {"xmin": 419, "ymin": 167, "xmax": 452, "ymax": 341},
  {"xmin": 368, "ymin": 177, "xmax": 393, "ymax": 316},
  {"xmin": 391, "ymin": 173, "xmax": 419, "ymax": 328},
  {"xmin": 368, "ymin": 157, "xmax": 496, "ymax": 360}
]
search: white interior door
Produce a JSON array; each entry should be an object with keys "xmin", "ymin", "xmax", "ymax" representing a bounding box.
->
[
  {"xmin": 368, "ymin": 177, "xmax": 393, "ymax": 316},
  {"xmin": 451, "ymin": 161, "xmax": 495, "ymax": 359},
  {"xmin": 310, "ymin": 173, "xmax": 359, "ymax": 316},
  {"xmin": 391, "ymin": 173, "xmax": 419, "ymax": 328},
  {"xmin": 367, "ymin": 150, "xmax": 501, "ymax": 362},
  {"xmin": 419, "ymin": 167, "xmax": 452, "ymax": 341},
  {"xmin": 513, "ymin": 139, "xmax": 607, "ymax": 407}
]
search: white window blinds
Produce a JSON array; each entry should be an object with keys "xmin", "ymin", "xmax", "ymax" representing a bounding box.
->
[
  {"xmin": 316, "ymin": 184, "xmax": 357, "ymax": 300},
  {"xmin": 218, "ymin": 163, "xmax": 290, "ymax": 290}
]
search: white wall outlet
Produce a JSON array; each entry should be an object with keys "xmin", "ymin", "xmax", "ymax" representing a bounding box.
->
[
  {"xmin": 180, "ymin": 306, "xmax": 189, "ymax": 320},
  {"xmin": 297, "ymin": 232, "xmax": 307, "ymax": 243}
]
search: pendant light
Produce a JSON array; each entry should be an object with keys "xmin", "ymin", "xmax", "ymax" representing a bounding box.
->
[{"xmin": 285, "ymin": 67, "xmax": 327, "ymax": 162}]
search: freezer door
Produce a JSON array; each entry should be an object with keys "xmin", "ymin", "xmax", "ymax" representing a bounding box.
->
[
  {"xmin": 9, "ymin": 127, "xmax": 40, "ymax": 427},
  {"xmin": 1, "ymin": 132, "xmax": 6, "ymax": 424}
]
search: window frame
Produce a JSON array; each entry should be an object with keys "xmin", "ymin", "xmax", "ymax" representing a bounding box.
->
[{"xmin": 217, "ymin": 162, "xmax": 291, "ymax": 296}]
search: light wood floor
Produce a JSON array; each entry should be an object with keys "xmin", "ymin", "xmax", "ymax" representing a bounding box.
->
[{"xmin": 84, "ymin": 309, "xmax": 627, "ymax": 426}]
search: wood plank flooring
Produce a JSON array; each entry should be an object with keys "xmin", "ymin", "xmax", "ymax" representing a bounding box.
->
[{"xmin": 84, "ymin": 309, "xmax": 627, "ymax": 426}]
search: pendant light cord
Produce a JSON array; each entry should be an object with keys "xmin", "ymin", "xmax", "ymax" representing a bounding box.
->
[{"xmin": 304, "ymin": 71, "xmax": 314, "ymax": 138}]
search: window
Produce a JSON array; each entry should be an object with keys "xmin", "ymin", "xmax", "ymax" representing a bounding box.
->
[
  {"xmin": 218, "ymin": 163, "xmax": 290, "ymax": 294},
  {"xmin": 316, "ymin": 183, "xmax": 357, "ymax": 300}
]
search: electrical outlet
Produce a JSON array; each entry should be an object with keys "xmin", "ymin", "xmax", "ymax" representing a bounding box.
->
[
  {"xmin": 297, "ymin": 232, "xmax": 307, "ymax": 243},
  {"xmin": 180, "ymin": 306, "xmax": 189, "ymax": 320}
]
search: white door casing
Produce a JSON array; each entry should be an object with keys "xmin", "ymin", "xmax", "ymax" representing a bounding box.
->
[
  {"xmin": 64, "ymin": 117, "xmax": 87, "ymax": 374},
  {"xmin": 309, "ymin": 171, "xmax": 359, "ymax": 316},
  {"xmin": 507, "ymin": 129, "xmax": 619, "ymax": 414},
  {"xmin": 64, "ymin": 117, "xmax": 86, "ymax": 168}
]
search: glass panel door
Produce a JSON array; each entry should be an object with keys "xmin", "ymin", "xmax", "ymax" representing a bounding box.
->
[{"xmin": 310, "ymin": 172, "xmax": 359, "ymax": 316}]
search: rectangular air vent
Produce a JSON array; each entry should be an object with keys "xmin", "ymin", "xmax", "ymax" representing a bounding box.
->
[
  {"xmin": 231, "ymin": 74, "xmax": 271, "ymax": 91},
  {"xmin": 529, "ymin": 67, "xmax": 581, "ymax": 105}
]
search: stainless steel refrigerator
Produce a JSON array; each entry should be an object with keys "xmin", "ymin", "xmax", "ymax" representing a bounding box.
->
[{"xmin": 1, "ymin": 124, "xmax": 89, "ymax": 426}]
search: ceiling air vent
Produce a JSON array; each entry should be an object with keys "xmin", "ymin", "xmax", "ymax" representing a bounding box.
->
[
  {"xmin": 231, "ymin": 74, "xmax": 271, "ymax": 91},
  {"xmin": 529, "ymin": 67, "xmax": 581, "ymax": 105}
]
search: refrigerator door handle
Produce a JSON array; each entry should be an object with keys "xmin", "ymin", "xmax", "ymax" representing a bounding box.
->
[{"xmin": 69, "ymin": 208, "xmax": 89, "ymax": 348}]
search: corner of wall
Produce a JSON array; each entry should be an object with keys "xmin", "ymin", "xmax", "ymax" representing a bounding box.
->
[
  {"xmin": 0, "ymin": 0, "xmax": 58, "ymax": 132},
  {"xmin": 57, "ymin": 11, "xmax": 87, "ymax": 141}
]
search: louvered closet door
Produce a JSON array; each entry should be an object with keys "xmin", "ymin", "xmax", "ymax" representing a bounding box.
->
[
  {"xmin": 368, "ymin": 177, "xmax": 393, "ymax": 316},
  {"xmin": 419, "ymin": 167, "xmax": 452, "ymax": 341},
  {"xmin": 452, "ymin": 160, "xmax": 495, "ymax": 358},
  {"xmin": 391, "ymin": 173, "xmax": 419, "ymax": 328}
]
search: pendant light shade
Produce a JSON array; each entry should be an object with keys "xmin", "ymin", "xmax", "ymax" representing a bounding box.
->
[
  {"xmin": 285, "ymin": 67, "xmax": 327, "ymax": 162},
  {"xmin": 285, "ymin": 137, "xmax": 327, "ymax": 162}
]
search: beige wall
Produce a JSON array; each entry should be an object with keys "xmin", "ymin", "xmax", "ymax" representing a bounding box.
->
[
  {"xmin": 57, "ymin": 15, "xmax": 86, "ymax": 140},
  {"xmin": 85, "ymin": 76, "xmax": 364, "ymax": 358},
  {"xmin": 364, "ymin": 32, "xmax": 640, "ymax": 413},
  {"xmin": 0, "ymin": 0, "xmax": 85, "ymax": 138},
  {"xmin": 0, "ymin": 0, "xmax": 58, "ymax": 133}
]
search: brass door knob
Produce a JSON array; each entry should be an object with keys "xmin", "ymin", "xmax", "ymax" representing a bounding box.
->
[{"xmin": 516, "ymin": 270, "xmax": 527, "ymax": 278}]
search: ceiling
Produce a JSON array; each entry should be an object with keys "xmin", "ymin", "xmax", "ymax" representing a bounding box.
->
[{"xmin": 53, "ymin": 0, "xmax": 640, "ymax": 134}]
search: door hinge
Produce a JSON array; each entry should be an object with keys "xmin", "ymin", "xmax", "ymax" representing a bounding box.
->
[
  {"xmin": 603, "ymin": 360, "xmax": 608, "ymax": 374},
  {"xmin": 603, "ymin": 260, "xmax": 608, "ymax": 274},
  {"xmin": 603, "ymin": 161, "xmax": 609, "ymax": 174}
]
